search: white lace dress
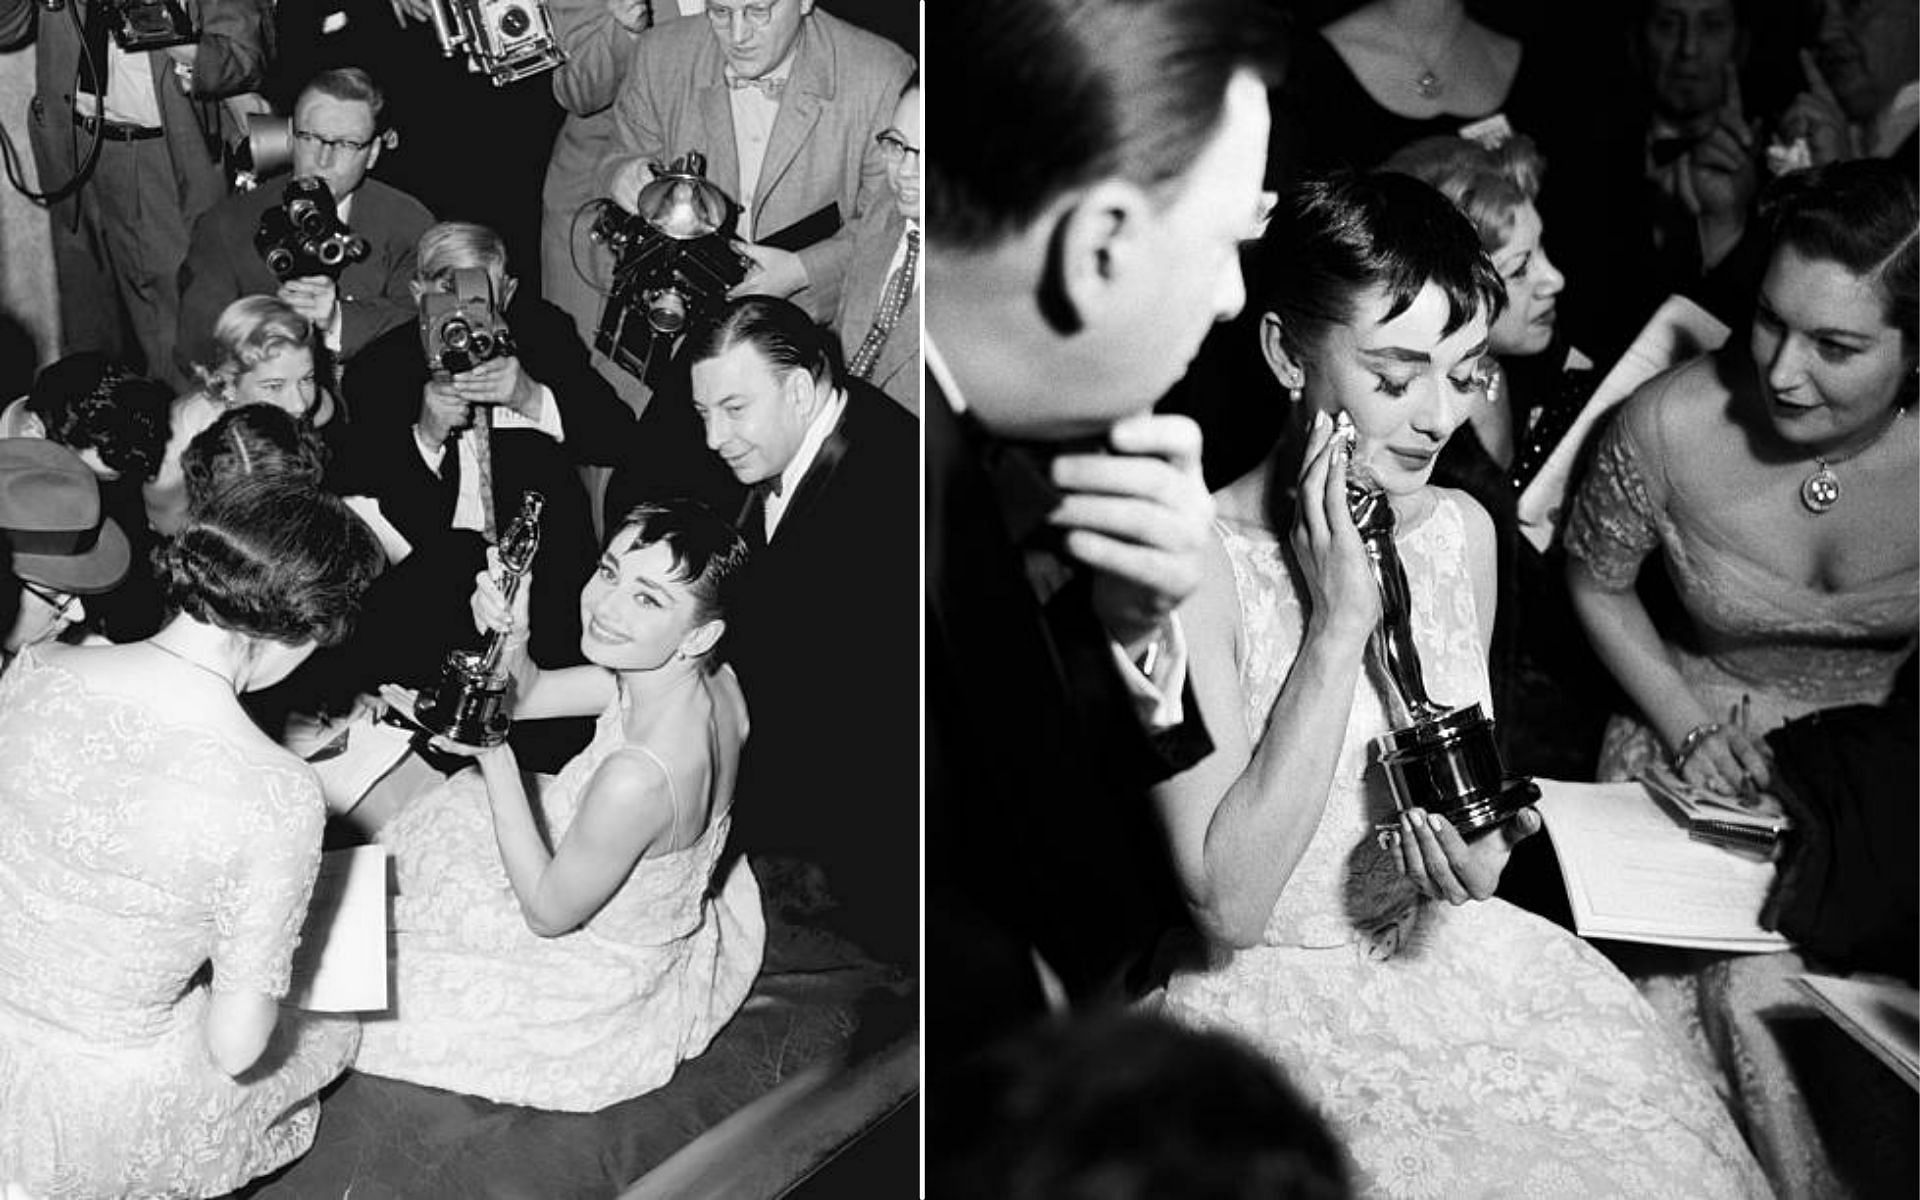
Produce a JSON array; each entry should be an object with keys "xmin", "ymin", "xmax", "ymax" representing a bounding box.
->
[
  {"xmin": 354, "ymin": 689, "xmax": 765, "ymax": 1111},
  {"xmin": 1163, "ymin": 494, "xmax": 1771, "ymax": 1199},
  {"xmin": 0, "ymin": 650, "xmax": 359, "ymax": 1199}
]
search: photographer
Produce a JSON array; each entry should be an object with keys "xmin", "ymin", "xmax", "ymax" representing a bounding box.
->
[
  {"xmin": 0, "ymin": 0, "xmax": 271, "ymax": 384},
  {"xmin": 329, "ymin": 221, "xmax": 630, "ymax": 763},
  {"xmin": 596, "ymin": 0, "xmax": 912, "ymax": 325},
  {"xmin": 174, "ymin": 67, "xmax": 434, "ymax": 385}
]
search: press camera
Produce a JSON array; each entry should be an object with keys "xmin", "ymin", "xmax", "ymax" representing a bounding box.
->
[
  {"xmin": 40, "ymin": 0, "xmax": 196, "ymax": 50},
  {"xmin": 425, "ymin": 0, "xmax": 565, "ymax": 86},
  {"xmin": 419, "ymin": 267, "xmax": 516, "ymax": 382},
  {"xmin": 254, "ymin": 176, "xmax": 369, "ymax": 280},
  {"xmin": 589, "ymin": 152, "xmax": 750, "ymax": 383}
]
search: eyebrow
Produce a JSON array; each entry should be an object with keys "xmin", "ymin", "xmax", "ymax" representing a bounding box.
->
[
  {"xmin": 598, "ymin": 553, "xmax": 674, "ymax": 602},
  {"xmin": 1361, "ymin": 336, "xmax": 1491, "ymax": 365},
  {"xmin": 1755, "ymin": 297, "xmax": 1874, "ymax": 342}
]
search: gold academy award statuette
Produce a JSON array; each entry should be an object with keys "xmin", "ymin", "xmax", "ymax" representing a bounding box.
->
[
  {"xmin": 1345, "ymin": 468, "xmax": 1538, "ymax": 837},
  {"xmin": 415, "ymin": 491, "xmax": 545, "ymax": 747}
]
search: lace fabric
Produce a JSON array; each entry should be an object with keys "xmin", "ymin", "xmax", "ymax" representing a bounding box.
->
[
  {"xmin": 354, "ymin": 689, "xmax": 765, "ymax": 1111},
  {"xmin": 1165, "ymin": 493, "xmax": 1771, "ymax": 1198},
  {"xmin": 0, "ymin": 651, "xmax": 358, "ymax": 1199}
]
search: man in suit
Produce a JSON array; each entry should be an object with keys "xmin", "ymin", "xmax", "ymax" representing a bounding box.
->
[
  {"xmin": 925, "ymin": 0, "xmax": 1282, "ymax": 1086},
  {"xmin": 175, "ymin": 67, "xmax": 433, "ymax": 382},
  {"xmin": 598, "ymin": 0, "xmax": 913, "ymax": 325},
  {"xmin": 832, "ymin": 75, "xmax": 917, "ymax": 413},
  {"xmin": 0, "ymin": 0, "xmax": 270, "ymax": 380},
  {"xmin": 683, "ymin": 295, "xmax": 916, "ymax": 965},
  {"xmin": 328, "ymin": 221, "xmax": 634, "ymax": 754}
]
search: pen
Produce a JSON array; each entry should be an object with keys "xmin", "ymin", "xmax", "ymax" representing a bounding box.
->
[{"xmin": 1732, "ymin": 693, "xmax": 1759, "ymax": 808}]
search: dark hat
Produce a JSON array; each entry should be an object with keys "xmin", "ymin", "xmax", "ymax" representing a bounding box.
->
[{"xmin": 0, "ymin": 438, "xmax": 130, "ymax": 594}]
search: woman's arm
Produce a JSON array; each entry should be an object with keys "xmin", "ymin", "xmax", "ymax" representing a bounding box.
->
[
  {"xmin": 1151, "ymin": 414, "xmax": 1378, "ymax": 948},
  {"xmin": 469, "ymin": 742, "xmax": 670, "ymax": 936}
]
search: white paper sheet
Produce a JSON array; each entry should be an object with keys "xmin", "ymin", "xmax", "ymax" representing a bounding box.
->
[
  {"xmin": 1535, "ymin": 779, "xmax": 1789, "ymax": 952},
  {"xmin": 286, "ymin": 845, "xmax": 391, "ymax": 1013},
  {"xmin": 1794, "ymin": 974, "xmax": 1920, "ymax": 1091},
  {"xmin": 1516, "ymin": 296, "xmax": 1731, "ymax": 553}
]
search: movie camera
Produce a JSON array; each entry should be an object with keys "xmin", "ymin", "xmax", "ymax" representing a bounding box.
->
[
  {"xmin": 419, "ymin": 267, "xmax": 517, "ymax": 381},
  {"xmin": 254, "ymin": 176, "xmax": 369, "ymax": 280}
]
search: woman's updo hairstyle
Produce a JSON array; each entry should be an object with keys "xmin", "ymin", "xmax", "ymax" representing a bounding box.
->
[
  {"xmin": 181, "ymin": 404, "xmax": 327, "ymax": 511},
  {"xmin": 1252, "ymin": 171, "xmax": 1505, "ymax": 370},
  {"xmin": 192, "ymin": 295, "xmax": 315, "ymax": 404},
  {"xmin": 610, "ymin": 497, "xmax": 749, "ymax": 653},
  {"xmin": 154, "ymin": 475, "xmax": 382, "ymax": 648},
  {"xmin": 1755, "ymin": 158, "xmax": 1918, "ymax": 360}
]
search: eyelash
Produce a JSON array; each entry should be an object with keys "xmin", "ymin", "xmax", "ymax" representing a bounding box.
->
[{"xmin": 1372, "ymin": 374, "xmax": 1482, "ymax": 398}]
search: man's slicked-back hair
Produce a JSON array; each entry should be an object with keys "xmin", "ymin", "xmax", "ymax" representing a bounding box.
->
[
  {"xmin": 681, "ymin": 295, "xmax": 844, "ymax": 391},
  {"xmin": 1254, "ymin": 172, "xmax": 1506, "ymax": 367},
  {"xmin": 300, "ymin": 67, "xmax": 387, "ymax": 129},
  {"xmin": 928, "ymin": 0, "xmax": 1286, "ymax": 251}
]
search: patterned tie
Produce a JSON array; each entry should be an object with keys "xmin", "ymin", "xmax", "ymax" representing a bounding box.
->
[
  {"xmin": 727, "ymin": 74, "xmax": 787, "ymax": 100},
  {"xmin": 849, "ymin": 227, "xmax": 918, "ymax": 381},
  {"xmin": 466, "ymin": 404, "xmax": 498, "ymax": 543}
]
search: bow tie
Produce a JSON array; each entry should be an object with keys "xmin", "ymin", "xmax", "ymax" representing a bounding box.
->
[{"xmin": 727, "ymin": 74, "xmax": 787, "ymax": 99}]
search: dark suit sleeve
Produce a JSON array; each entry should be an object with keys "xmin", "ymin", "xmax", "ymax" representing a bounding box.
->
[
  {"xmin": 337, "ymin": 335, "xmax": 458, "ymax": 547},
  {"xmin": 0, "ymin": 0, "xmax": 36, "ymax": 48},
  {"xmin": 513, "ymin": 299, "xmax": 634, "ymax": 467},
  {"xmin": 188, "ymin": 0, "xmax": 272, "ymax": 97},
  {"xmin": 175, "ymin": 207, "xmax": 244, "ymax": 382}
]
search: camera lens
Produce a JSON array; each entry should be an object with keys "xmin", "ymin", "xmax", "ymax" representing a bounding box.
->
[
  {"xmin": 316, "ymin": 237, "xmax": 346, "ymax": 267},
  {"xmin": 287, "ymin": 199, "xmax": 327, "ymax": 237},
  {"xmin": 499, "ymin": 5, "xmax": 530, "ymax": 36},
  {"xmin": 646, "ymin": 289, "xmax": 688, "ymax": 335},
  {"xmin": 264, "ymin": 247, "xmax": 295, "ymax": 276},
  {"xmin": 442, "ymin": 319, "xmax": 472, "ymax": 351},
  {"xmin": 470, "ymin": 331, "xmax": 495, "ymax": 360}
]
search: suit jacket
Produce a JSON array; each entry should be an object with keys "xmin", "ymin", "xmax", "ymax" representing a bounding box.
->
[
  {"xmin": 596, "ymin": 9, "xmax": 913, "ymax": 322},
  {"xmin": 174, "ymin": 175, "xmax": 434, "ymax": 379},
  {"xmin": 832, "ymin": 204, "xmax": 918, "ymax": 414},
  {"xmin": 925, "ymin": 381, "xmax": 1212, "ymax": 1064},
  {"xmin": 725, "ymin": 378, "xmax": 918, "ymax": 961}
]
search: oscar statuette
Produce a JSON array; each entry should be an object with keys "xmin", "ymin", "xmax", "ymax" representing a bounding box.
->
[
  {"xmin": 1345, "ymin": 447, "xmax": 1537, "ymax": 837},
  {"xmin": 415, "ymin": 491, "xmax": 545, "ymax": 747}
]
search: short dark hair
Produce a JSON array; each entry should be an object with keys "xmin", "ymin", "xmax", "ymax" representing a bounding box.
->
[
  {"xmin": 931, "ymin": 1011, "xmax": 1353, "ymax": 1200},
  {"xmin": 609, "ymin": 498, "xmax": 749, "ymax": 631},
  {"xmin": 681, "ymin": 295, "xmax": 843, "ymax": 391},
  {"xmin": 181, "ymin": 403, "xmax": 327, "ymax": 510},
  {"xmin": 928, "ymin": 0, "xmax": 1285, "ymax": 251},
  {"xmin": 1254, "ymin": 172, "xmax": 1506, "ymax": 367},
  {"xmin": 1755, "ymin": 159, "xmax": 1918, "ymax": 353},
  {"xmin": 300, "ymin": 67, "xmax": 387, "ymax": 130},
  {"xmin": 25, "ymin": 353, "xmax": 171, "ymax": 482},
  {"xmin": 154, "ymin": 476, "xmax": 382, "ymax": 648}
]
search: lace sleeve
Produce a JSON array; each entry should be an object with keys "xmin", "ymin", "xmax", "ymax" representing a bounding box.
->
[
  {"xmin": 209, "ymin": 762, "xmax": 326, "ymax": 998},
  {"xmin": 1563, "ymin": 413, "xmax": 1662, "ymax": 591}
]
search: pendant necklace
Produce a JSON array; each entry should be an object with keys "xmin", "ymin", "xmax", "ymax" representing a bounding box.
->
[
  {"xmin": 1397, "ymin": 14, "xmax": 1465, "ymax": 100},
  {"xmin": 149, "ymin": 639, "xmax": 238, "ymax": 690},
  {"xmin": 1799, "ymin": 407, "xmax": 1905, "ymax": 515}
]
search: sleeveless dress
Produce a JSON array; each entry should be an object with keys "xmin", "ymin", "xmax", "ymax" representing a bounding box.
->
[
  {"xmin": 1163, "ymin": 495, "xmax": 1771, "ymax": 1199},
  {"xmin": 0, "ymin": 651, "xmax": 359, "ymax": 1199},
  {"xmin": 353, "ymin": 689, "xmax": 765, "ymax": 1111}
]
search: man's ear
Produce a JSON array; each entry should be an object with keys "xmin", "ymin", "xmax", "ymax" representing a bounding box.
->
[
  {"xmin": 1050, "ymin": 179, "xmax": 1156, "ymax": 334},
  {"xmin": 783, "ymin": 367, "xmax": 821, "ymax": 420},
  {"xmin": 407, "ymin": 278, "xmax": 428, "ymax": 304},
  {"xmin": 1259, "ymin": 312, "xmax": 1307, "ymax": 390},
  {"xmin": 680, "ymin": 617, "xmax": 725, "ymax": 660},
  {"xmin": 498, "ymin": 274, "xmax": 519, "ymax": 310}
]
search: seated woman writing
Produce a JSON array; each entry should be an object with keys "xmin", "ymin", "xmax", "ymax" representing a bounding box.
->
[
  {"xmin": 1154, "ymin": 172, "xmax": 1767, "ymax": 1197},
  {"xmin": 355, "ymin": 497, "xmax": 765, "ymax": 1112},
  {"xmin": 0, "ymin": 477, "xmax": 383, "ymax": 1198}
]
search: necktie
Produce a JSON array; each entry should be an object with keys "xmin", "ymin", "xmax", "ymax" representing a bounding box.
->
[
  {"xmin": 727, "ymin": 74, "xmax": 787, "ymax": 100},
  {"xmin": 466, "ymin": 405, "xmax": 498, "ymax": 543},
  {"xmin": 849, "ymin": 228, "xmax": 918, "ymax": 380}
]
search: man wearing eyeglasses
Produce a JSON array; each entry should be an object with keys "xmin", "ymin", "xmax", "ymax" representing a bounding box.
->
[
  {"xmin": 831, "ymin": 75, "xmax": 918, "ymax": 414},
  {"xmin": 174, "ymin": 67, "xmax": 435, "ymax": 383},
  {"xmin": 0, "ymin": 0, "xmax": 271, "ymax": 388},
  {"xmin": 597, "ymin": 0, "xmax": 913, "ymax": 325}
]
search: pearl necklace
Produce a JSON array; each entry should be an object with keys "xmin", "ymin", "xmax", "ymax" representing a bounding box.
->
[{"xmin": 1799, "ymin": 407, "xmax": 1905, "ymax": 515}]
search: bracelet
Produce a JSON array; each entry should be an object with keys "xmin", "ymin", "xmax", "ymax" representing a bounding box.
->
[{"xmin": 1670, "ymin": 722, "xmax": 1722, "ymax": 771}]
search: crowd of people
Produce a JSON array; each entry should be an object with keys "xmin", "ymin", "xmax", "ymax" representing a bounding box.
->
[
  {"xmin": 931, "ymin": 1, "xmax": 1914, "ymax": 1198},
  {"xmin": 0, "ymin": 1, "xmax": 917, "ymax": 1195}
]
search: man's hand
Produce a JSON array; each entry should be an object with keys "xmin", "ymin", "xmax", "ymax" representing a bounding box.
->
[
  {"xmin": 388, "ymin": 0, "xmax": 435, "ymax": 26},
  {"xmin": 417, "ymin": 381, "xmax": 472, "ymax": 450},
  {"xmin": 1779, "ymin": 49, "xmax": 1855, "ymax": 167},
  {"xmin": 451, "ymin": 356, "xmax": 539, "ymax": 418},
  {"xmin": 610, "ymin": 160, "xmax": 656, "ymax": 214},
  {"xmin": 607, "ymin": 0, "xmax": 648, "ymax": 33},
  {"xmin": 1048, "ymin": 413, "xmax": 1214, "ymax": 655},
  {"xmin": 278, "ymin": 276, "xmax": 340, "ymax": 339},
  {"xmin": 729, "ymin": 242, "xmax": 809, "ymax": 300}
]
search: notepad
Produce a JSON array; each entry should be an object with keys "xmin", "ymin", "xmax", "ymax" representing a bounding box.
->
[{"xmin": 287, "ymin": 845, "xmax": 391, "ymax": 1014}]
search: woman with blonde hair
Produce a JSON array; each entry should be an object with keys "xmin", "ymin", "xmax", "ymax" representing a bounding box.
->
[{"xmin": 145, "ymin": 296, "xmax": 328, "ymax": 535}]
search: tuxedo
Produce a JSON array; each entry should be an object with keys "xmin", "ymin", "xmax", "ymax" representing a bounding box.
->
[
  {"xmin": 595, "ymin": 9, "xmax": 913, "ymax": 322},
  {"xmin": 724, "ymin": 378, "xmax": 918, "ymax": 964},
  {"xmin": 325, "ymin": 299, "xmax": 633, "ymax": 728},
  {"xmin": 175, "ymin": 175, "xmax": 434, "ymax": 381},
  {"xmin": 925, "ymin": 380, "xmax": 1212, "ymax": 1066}
]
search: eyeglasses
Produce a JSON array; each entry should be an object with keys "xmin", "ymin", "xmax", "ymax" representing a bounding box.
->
[
  {"xmin": 293, "ymin": 129, "xmax": 376, "ymax": 157},
  {"xmin": 19, "ymin": 581, "xmax": 79, "ymax": 622},
  {"xmin": 875, "ymin": 130, "xmax": 920, "ymax": 168},
  {"xmin": 706, "ymin": 1, "xmax": 779, "ymax": 28}
]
